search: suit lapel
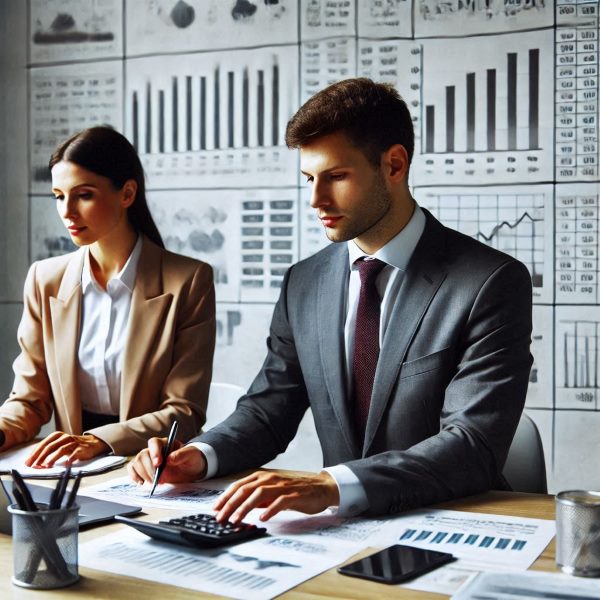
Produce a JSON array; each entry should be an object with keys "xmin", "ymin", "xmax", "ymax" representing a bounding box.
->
[
  {"xmin": 49, "ymin": 250, "xmax": 85, "ymax": 433},
  {"xmin": 363, "ymin": 211, "xmax": 449, "ymax": 455},
  {"xmin": 317, "ymin": 245, "xmax": 360, "ymax": 457},
  {"xmin": 120, "ymin": 238, "xmax": 173, "ymax": 418}
]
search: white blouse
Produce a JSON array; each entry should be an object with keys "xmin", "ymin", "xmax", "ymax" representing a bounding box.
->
[{"xmin": 77, "ymin": 236, "xmax": 142, "ymax": 415}]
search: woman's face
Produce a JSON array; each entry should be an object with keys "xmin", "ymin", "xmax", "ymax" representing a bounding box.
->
[{"xmin": 51, "ymin": 160, "xmax": 136, "ymax": 247}]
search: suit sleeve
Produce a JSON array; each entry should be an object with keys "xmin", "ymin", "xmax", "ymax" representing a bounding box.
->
[
  {"xmin": 0, "ymin": 262, "xmax": 54, "ymax": 450},
  {"xmin": 193, "ymin": 267, "xmax": 309, "ymax": 472},
  {"xmin": 346, "ymin": 259, "xmax": 533, "ymax": 515},
  {"xmin": 91, "ymin": 262, "xmax": 216, "ymax": 455}
]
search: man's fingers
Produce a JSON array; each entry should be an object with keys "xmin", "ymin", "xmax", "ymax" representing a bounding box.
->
[
  {"xmin": 259, "ymin": 493, "xmax": 296, "ymax": 522},
  {"xmin": 214, "ymin": 473, "xmax": 262, "ymax": 510}
]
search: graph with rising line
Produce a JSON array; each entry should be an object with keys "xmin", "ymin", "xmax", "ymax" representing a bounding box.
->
[{"xmin": 415, "ymin": 185, "xmax": 553, "ymax": 303}]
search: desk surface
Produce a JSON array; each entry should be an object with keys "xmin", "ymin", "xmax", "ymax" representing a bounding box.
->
[{"xmin": 0, "ymin": 467, "xmax": 557, "ymax": 599}]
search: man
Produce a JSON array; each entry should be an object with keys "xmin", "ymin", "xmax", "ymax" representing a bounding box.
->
[{"xmin": 129, "ymin": 78, "xmax": 533, "ymax": 524}]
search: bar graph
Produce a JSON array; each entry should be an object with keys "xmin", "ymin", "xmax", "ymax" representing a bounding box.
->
[
  {"xmin": 413, "ymin": 31, "xmax": 553, "ymax": 185},
  {"xmin": 125, "ymin": 46, "xmax": 298, "ymax": 189},
  {"xmin": 415, "ymin": 185, "xmax": 554, "ymax": 303},
  {"xmin": 400, "ymin": 527, "xmax": 527, "ymax": 551},
  {"xmin": 556, "ymin": 307, "xmax": 600, "ymax": 410},
  {"xmin": 423, "ymin": 49, "xmax": 540, "ymax": 154},
  {"xmin": 132, "ymin": 64, "xmax": 280, "ymax": 154}
]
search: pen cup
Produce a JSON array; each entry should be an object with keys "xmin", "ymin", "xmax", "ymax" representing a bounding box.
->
[
  {"xmin": 8, "ymin": 502, "xmax": 80, "ymax": 589},
  {"xmin": 555, "ymin": 490, "xmax": 600, "ymax": 577}
]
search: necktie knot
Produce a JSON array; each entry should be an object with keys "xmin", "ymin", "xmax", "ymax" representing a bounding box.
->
[{"xmin": 355, "ymin": 257, "xmax": 386, "ymax": 286}]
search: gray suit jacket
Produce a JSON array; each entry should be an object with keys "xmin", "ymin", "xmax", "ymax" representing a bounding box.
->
[{"xmin": 198, "ymin": 210, "xmax": 533, "ymax": 515}]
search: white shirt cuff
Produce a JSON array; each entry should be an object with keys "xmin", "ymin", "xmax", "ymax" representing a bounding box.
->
[
  {"xmin": 323, "ymin": 464, "xmax": 369, "ymax": 516},
  {"xmin": 187, "ymin": 442, "xmax": 218, "ymax": 480}
]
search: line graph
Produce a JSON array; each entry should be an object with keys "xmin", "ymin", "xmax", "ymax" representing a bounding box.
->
[{"xmin": 415, "ymin": 186, "xmax": 553, "ymax": 303}]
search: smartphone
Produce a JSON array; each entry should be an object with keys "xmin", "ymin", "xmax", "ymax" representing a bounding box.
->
[{"xmin": 337, "ymin": 544, "xmax": 456, "ymax": 585}]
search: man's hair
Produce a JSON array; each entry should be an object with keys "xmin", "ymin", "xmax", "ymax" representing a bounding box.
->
[{"xmin": 285, "ymin": 78, "xmax": 414, "ymax": 167}]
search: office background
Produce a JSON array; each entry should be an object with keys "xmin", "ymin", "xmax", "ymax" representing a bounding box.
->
[{"xmin": 0, "ymin": 0, "xmax": 597, "ymax": 493}]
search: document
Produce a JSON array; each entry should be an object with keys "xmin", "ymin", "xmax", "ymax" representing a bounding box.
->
[
  {"xmin": 0, "ymin": 444, "xmax": 126, "ymax": 478},
  {"xmin": 380, "ymin": 509, "xmax": 556, "ymax": 596},
  {"xmin": 452, "ymin": 570, "xmax": 600, "ymax": 599},
  {"xmin": 83, "ymin": 476, "xmax": 230, "ymax": 509},
  {"xmin": 79, "ymin": 526, "xmax": 362, "ymax": 600},
  {"xmin": 260, "ymin": 508, "xmax": 556, "ymax": 596}
]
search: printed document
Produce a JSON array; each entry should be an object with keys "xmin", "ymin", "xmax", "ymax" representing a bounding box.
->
[
  {"xmin": 79, "ymin": 525, "xmax": 362, "ymax": 600},
  {"xmin": 452, "ymin": 570, "xmax": 600, "ymax": 599},
  {"xmin": 83, "ymin": 475, "xmax": 231, "ymax": 509}
]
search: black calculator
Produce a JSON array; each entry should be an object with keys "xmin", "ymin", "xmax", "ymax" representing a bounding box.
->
[{"xmin": 115, "ymin": 513, "xmax": 268, "ymax": 548}]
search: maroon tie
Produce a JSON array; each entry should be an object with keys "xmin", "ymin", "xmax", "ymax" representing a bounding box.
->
[{"xmin": 352, "ymin": 257, "xmax": 386, "ymax": 440}]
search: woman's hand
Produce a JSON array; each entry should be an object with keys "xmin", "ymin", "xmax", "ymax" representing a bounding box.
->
[{"xmin": 24, "ymin": 431, "xmax": 110, "ymax": 467}]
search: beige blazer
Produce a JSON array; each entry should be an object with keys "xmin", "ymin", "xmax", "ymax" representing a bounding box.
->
[{"xmin": 0, "ymin": 236, "xmax": 216, "ymax": 455}]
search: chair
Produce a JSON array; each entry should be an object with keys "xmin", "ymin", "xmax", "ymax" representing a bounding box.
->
[{"xmin": 502, "ymin": 412, "xmax": 547, "ymax": 494}]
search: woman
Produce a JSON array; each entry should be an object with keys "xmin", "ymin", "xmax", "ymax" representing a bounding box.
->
[{"xmin": 0, "ymin": 126, "xmax": 215, "ymax": 465}]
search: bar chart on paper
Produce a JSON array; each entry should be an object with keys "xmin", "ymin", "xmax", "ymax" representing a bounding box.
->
[
  {"xmin": 389, "ymin": 509, "xmax": 555, "ymax": 570},
  {"xmin": 413, "ymin": 30, "xmax": 553, "ymax": 185},
  {"xmin": 556, "ymin": 307, "xmax": 600, "ymax": 410},
  {"xmin": 415, "ymin": 186, "xmax": 553, "ymax": 303},
  {"xmin": 125, "ymin": 46, "xmax": 298, "ymax": 189}
]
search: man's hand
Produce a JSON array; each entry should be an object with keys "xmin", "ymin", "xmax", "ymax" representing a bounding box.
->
[
  {"xmin": 25, "ymin": 431, "xmax": 110, "ymax": 467},
  {"xmin": 127, "ymin": 438, "xmax": 207, "ymax": 485},
  {"xmin": 214, "ymin": 470, "xmax": 340, "ymax": 524}
]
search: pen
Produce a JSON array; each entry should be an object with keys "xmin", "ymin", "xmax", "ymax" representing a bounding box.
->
[
  {"xmin": 66, "ymin": 472, "xmax": 83, "ymax": 508},
  {"xmin": 11, "ymin": 469, "xmax": 37, "ymax": 512},
  {"xmin": 150, "ymin": 420, "xmax": 178, "ymax": 496}
]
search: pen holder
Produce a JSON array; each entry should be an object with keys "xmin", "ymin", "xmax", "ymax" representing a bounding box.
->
[
  {"xmin": 556, "ymin": 490, "xmax": 600, "ymax": 577},
  {"xmin": 8, "ymin": 502, "xmax": 80, "ymax": 589}
]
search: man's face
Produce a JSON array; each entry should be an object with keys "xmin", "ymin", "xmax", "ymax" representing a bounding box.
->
[{"xmin": 300, "ymin": 132, "xmax": 394, "ymax": 254}]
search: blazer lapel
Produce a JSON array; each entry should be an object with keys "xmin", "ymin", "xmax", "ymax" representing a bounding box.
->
[
  {"xmin": 317, "ymin": 246, "xmax": 360, "ymax": 457},
  {"xmin": 363, "ymin": 212, "xmax": 448, "ymax": 455},
  {"xmin": 49, "ymin": 250, "xmax": 85, "ymax": 433},
  {"xmin": 120, "ymin": 238, "xmax": 173, "ymax": 418}
]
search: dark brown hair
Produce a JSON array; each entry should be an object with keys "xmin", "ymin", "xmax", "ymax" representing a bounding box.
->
[
  {"xmin": 285, "ymin": 78, "xmax": 414, "ymax": 167},
  {"xmin": 49, "ymin": 126, "xmax": 164, "ymax": 248}
]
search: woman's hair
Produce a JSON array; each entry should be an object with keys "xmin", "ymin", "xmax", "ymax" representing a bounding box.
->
[{"xmin": 49, "ymin": 126, "xmax": 164, "ymax": 248}]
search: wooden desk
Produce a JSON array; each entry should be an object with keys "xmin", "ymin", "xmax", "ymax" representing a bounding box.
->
[{"xmin": 0, "ymin": 469, "xmax": 557, "ymax": 599}]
